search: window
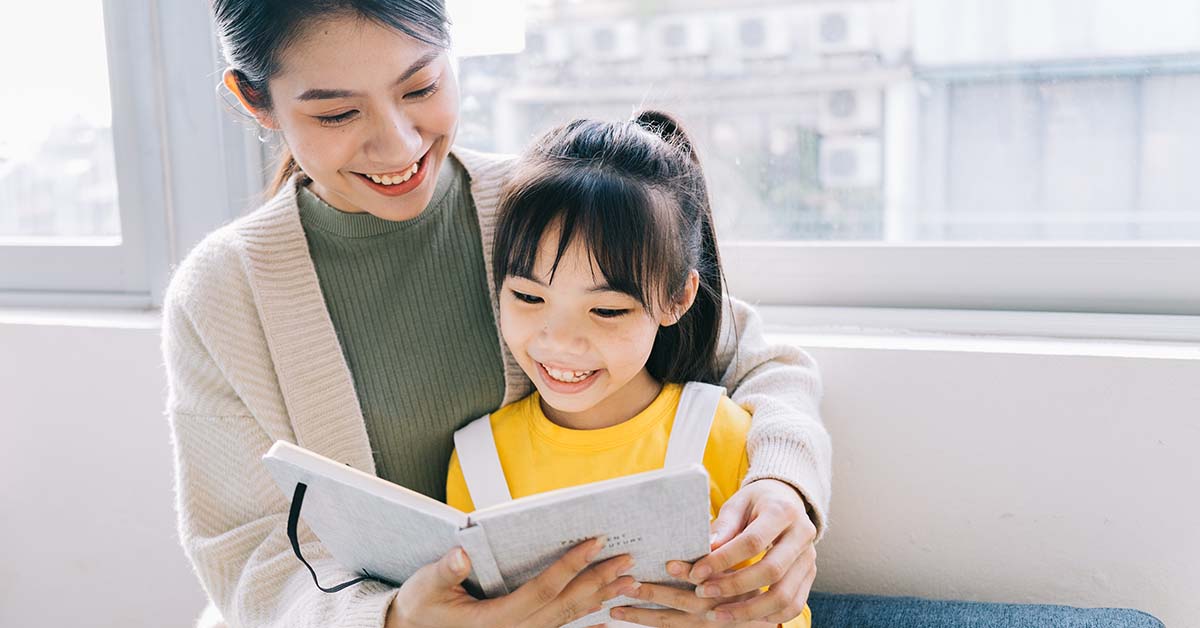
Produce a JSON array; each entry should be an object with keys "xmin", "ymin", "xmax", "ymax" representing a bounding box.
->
[
  {"xmin": 455, "ymin": 0, "xmax": 1200, "ymax": 315},
  {"xmin": 0, "ymin": 0, "xmax": 265, "ymax": 308}
]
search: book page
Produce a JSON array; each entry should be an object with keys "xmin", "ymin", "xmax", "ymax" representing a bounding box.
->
[
  {"xmin": 262, "ymin": 441, "xmax": 471, "ymax": 588},
  {"xmin": 468, "ymin": 465, "xmax": 711, "ymax": 623}
]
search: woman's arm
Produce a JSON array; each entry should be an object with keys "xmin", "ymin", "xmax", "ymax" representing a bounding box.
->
[
  {"xmin": 165, "ymin": 289, "xmax": 401, "ymax": 627},
  {"xmin": 609, "ymin": 296, "xmax": 829, "ymax": 627},
  {"xmin": 714, "ymin": 296, "xmax": 831, "ymax": 534}
]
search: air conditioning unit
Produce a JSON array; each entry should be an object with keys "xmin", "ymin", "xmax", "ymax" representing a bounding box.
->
[
  {"xmin": 735, "ymin": 14, "xmax": 790, "ymax": 59},
  {"xmin": 820, "ymin": 137, "xmax": 882, "ymax": 189},
  {"xmin": 812, "ymin": 7, "xmax": 873, "ymax": 54},
  {"xmin": 818, "ymin": 89, "xmax": 882, "ymax": 134},
  {"xmin": 586, "ymin": 21, "xmax": 641, "ymax": 61},
  {"xmin": 526, "ymin": 27, "xmax": 571, "ymax": 63},
  {"xmin": 658, "ymin": 18, "xmax": 711, "ymax": 57}
]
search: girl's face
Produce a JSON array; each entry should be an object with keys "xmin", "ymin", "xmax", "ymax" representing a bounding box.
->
[
  {"xmin": 500, "ymin": 224, "xmax": 697, "ymax": 429},
  {"xmin": 245, "ymin": 15, "xmax": 459, "ymax": 220}
]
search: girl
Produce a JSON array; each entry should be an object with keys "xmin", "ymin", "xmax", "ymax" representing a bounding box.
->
[
  {"xmin": 446, "ymin": 112, "xmax": 812, "ymax": 628},
  {"xmin": 169, "ymin": 2, "xmax": 829, "ymax": 626}
]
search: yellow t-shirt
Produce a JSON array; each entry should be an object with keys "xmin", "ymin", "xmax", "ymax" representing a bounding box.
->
[{"xmin": 446, "ymin": 383, "xmax": 811, "ymax": 628}]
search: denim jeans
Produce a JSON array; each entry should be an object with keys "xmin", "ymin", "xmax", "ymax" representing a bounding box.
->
[{"xmin": 808, "ymin": 592, "xmax": 1165, "ymax": 628}]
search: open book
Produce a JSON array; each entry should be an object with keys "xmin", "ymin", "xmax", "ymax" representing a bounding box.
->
[{"xmin": 262, "ymin": 440, "xmax": 712, "ymax": 627}]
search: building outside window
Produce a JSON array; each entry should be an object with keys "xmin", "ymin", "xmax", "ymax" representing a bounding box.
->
[{"xmin": 455, "ymin": 0, "xmax": 1200, "ymax": 243}]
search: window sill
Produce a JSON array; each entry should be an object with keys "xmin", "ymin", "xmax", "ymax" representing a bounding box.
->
[
  {"xmin": 761, "ymin": 306, "xmax": 1200, "ymax": 360},
  {"xmin": 0, "ymin": 306, "xmax": 160, "ymax": 330}
]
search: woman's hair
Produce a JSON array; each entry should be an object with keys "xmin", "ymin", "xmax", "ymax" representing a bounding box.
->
[
  {"xmin": 493, "ymin": 111, "xmax": 725, "ymax": 384},
  {"xmin": 209, "ymin": 0, "xmax": 450, "ymax": 195}
]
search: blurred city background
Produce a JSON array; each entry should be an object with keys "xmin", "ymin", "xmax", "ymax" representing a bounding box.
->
[{"xmin": 4, "ymin": 0, "xmax": 1200, "ymax": 243}]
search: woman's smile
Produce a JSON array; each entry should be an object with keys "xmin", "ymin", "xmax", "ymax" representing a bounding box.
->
[{"xmin": 351, "ymin": 149, "xmax": 432, "ymax": 197}]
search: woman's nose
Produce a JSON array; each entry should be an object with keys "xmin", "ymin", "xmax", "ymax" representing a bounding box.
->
[{"xmin": 367, "ymin": 108, "xmax": 422, "ymax": 164}]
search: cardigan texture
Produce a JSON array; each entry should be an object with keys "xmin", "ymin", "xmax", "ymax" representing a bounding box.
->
[{"xmin": 162, "ymin": 146, "xmax": 831, "ymax": 628}]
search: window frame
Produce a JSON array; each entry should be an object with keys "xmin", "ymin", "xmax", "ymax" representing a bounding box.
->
[
  {"xmin": 721, "ymin": 243, "xmax": 1200, "ymax": 316},
  {"xmin": 0, "ymin": 0, "xmax": 265, "ymax": 308}
]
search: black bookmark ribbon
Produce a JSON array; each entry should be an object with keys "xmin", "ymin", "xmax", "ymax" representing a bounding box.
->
[{"xmin": 288, "ymin": 482, "xmax": 383, "ymax": 592}]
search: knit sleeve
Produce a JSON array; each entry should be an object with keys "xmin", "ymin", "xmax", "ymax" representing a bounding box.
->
[
  {"xmin": 714, "ymin": 296, "xmax": 832, "ymax": 538},
  {"xmin": 163, "ymin": 258, "xmax": 398, "ymax": 628}
]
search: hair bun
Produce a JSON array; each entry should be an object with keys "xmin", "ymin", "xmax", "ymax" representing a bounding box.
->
[{"xmin": 633, "ymin": 110, "xmax": 697, "ymax": 161}]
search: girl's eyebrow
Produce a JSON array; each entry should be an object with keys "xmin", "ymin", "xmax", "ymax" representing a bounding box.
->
[
  {"xmin": 294, "ymin": 50, "xmax": 440, "ymax": 101},
  {"xmin": 512, "ymin": 273, "xmax": 619, "ymax": 294}
]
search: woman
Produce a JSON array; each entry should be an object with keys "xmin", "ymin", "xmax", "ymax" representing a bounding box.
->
[{"xmin": 166, "ymin": 2, "xmax": 831, "ymax": 626}]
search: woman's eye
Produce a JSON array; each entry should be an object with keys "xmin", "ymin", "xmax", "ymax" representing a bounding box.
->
[
  {"xmin": 593, "ymin": 308, "xmax": 630, "ymax": 319},
  {"xmin": 405, "ymin": 80, "xmax": 440, "ymax": 100},
  {"xmin": 315, "ymin": 110, "xmax": 358, "ymax": 126},
  {"xmin": 511, "ymin": 290, "xmax": 543, "ymax": 305}
]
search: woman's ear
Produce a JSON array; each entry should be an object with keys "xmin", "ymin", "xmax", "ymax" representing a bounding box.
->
[
  {"xmin": 222, "ymin": 69, "xmax": 279, "ymax": 130},
  {"xmin": 660, "ymin": 269, "xmax": 700, "ymax": 327}
]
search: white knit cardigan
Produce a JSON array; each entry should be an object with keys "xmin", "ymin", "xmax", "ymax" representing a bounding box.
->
[{"xmin": 163, "ymin": 147, "xmax": 831, "ymax": 628}]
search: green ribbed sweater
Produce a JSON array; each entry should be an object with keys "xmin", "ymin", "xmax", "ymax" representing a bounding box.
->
[{"xmin": 297, "ymin": 156, "xmax": 505, "ymax": 500}]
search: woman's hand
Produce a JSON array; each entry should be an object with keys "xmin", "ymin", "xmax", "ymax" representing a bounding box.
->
[
  {"xmin": 615, "ymin": 479, "xmax": 817, "ymax": 626},
  {"xmin": 609, "ymin": 581, "xmax": 775, "ymax": 627},
  {"xmin": 386, "ymin": 537, "xmax": 638, "ymax": 628}
]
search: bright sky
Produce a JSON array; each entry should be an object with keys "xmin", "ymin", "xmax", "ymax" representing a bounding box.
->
[{"xmin": 0, "ymin": 1, "xmax": 111, "ymax": 160}]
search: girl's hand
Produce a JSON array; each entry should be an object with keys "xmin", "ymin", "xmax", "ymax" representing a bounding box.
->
[
  {"xmin": 386, "ymin": 537, "xmax": 638, "ymax": 628},
  {"xmin": 664, "ymin": 479, "xmax": 817, "ymax": 625},
  {"xmin": 610, "ymin": 581, "xmax": 776, "ymax": 627}
]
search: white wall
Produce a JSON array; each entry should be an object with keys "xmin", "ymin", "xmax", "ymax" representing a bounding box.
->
[
  {"xmin": 0, "ymin": 315, "xmax": 207, "ymax": 626},
  {"xmin": 793, "ymin": 334, "xmax": 1197, "ymax": 627},
  {"xmin": 0, "ymin": 316, "xmax": 1193, "ymax": 626}
]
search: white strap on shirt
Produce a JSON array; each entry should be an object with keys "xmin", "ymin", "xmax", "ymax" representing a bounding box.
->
[
  {"xmin": 452, "ymin": 415, "xmax": 512, "ymax": 510},
  {"xmin": 663, "ymin": 382, "xmax": 725, "ymax": 468},
  {"xmin": 454, "ymin": 382, "xmax": 726, "ymax": 509}
]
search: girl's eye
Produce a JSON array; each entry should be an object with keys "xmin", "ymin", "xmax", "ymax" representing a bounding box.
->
[
  {"xmin": 405, "ymin": 80, "xmax": 440, "ymax": 100},
  {"xmin": 316, "ymin": 110, "xmax": 358, "ymax": 126},
  {"xmin": 593, "ymin": 308, "xmax": 630, "ymax": 319},
  {"xmin": 511, "ymin": 290, "xmax": 543, "ymax": 305}
]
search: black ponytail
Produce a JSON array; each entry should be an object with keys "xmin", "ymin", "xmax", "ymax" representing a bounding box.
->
[{"xmin": 632, "ymin": 111, "xmax": 724, "ymax": 384}]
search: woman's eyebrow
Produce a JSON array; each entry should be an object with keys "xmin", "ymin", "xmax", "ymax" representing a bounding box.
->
[{"xmin": 295, "ymin": 50, "xmax": 441, "ymax": 101}]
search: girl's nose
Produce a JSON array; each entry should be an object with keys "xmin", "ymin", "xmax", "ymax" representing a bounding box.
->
[{"xmin": 540, "ymin": 316, "xmax": 588, "ymax": 355}]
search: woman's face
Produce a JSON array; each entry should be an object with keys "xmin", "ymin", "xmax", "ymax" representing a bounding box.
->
[{"xmin": 259, "ymin": 15, "xmax": 459, "ymax": 220}]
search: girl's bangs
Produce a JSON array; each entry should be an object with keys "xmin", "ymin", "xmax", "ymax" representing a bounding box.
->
[{"xmin": 498, "ymin": 166, "xmax": 674, "ymax": 311}]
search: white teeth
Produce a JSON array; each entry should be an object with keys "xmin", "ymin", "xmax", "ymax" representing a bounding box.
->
[
  {"xmin": 365, "ymin": 162, "xmax": 419, "ymax": 186},
  {"xmin": 543, "ymin": 364, "xmax": 595, "ymax": 383}
]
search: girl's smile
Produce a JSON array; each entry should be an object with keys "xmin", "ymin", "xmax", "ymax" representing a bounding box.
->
[{"xmin": 535, "ymin": 361, "xmax": 605, "ymax": 394}]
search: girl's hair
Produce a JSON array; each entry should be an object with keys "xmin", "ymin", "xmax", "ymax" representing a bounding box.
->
[
  {"xmin": 493, "ymin": 111, "xmax": 725, "ymax": 384},
  {"xmin": 209, "ymin": 0, "xmax": 450, "ymax": 196}
]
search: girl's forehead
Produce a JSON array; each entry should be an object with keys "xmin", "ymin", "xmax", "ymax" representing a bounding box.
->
[{"xmin": 532, "ymin": 235, "xmax": 601, "ymax": 285}]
